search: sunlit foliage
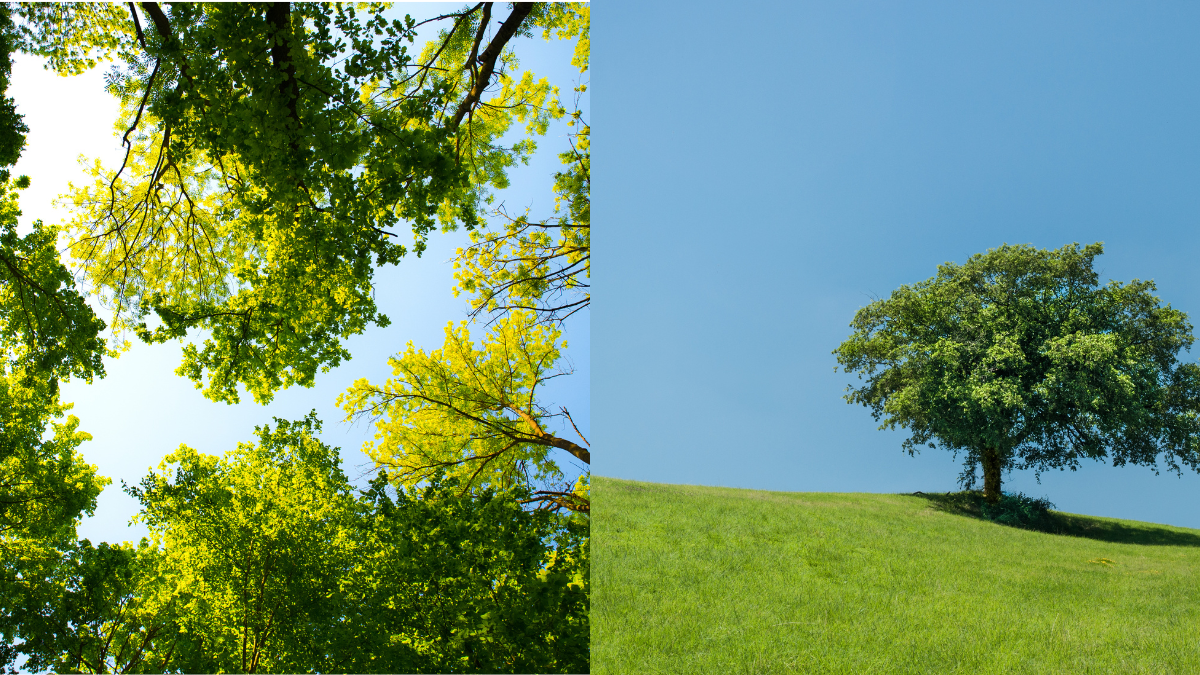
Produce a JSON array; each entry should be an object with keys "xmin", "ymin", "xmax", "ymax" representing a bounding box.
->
[
  {"xmin": 835, "ymin": 242, "xmax": 1200, "ymax": 503},
  {"xmin": 8, "ymin": 415, "xmax": 587, "ymax": 673}
]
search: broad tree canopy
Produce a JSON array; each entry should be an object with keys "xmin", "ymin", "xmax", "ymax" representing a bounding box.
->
[
  {"xmin": 0, "ymin": 5, "xmax": 591, "ymax": 669},
  {"xmin": 17, "ymin": 2, "xmax": 587, "ymax": 404},
  {"xmin": 8, "ymin": 415, "xmax": 587, "ymax": 674},
  {"xmin": 0, "ymin": 5, "xmax": 590, "ymax": 670},
  {"xmin": 834, "ymin": 242, "xmax": 1200, "ymax": 502}
]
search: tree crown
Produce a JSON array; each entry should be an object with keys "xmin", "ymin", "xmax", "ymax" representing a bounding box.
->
[{"xmin": 835, "ymin": 242, "xmax": 1200, "ymax": 486}]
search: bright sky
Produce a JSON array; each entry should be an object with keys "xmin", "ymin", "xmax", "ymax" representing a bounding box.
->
[
  {"xmin": 597, "ymin": 0, "xmax": 1200, "ymax": 528},
  {"xmin": 10, "ymin": 4, "xmax": 589, "ymax": 545}
]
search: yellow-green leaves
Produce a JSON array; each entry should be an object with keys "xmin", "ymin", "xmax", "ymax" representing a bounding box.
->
[
  {"xmin": 50, "ymin": 4, "xmax": 471, "ymax": 403},
  {"xmin": 128, "ymin": 414, "xmax": 359, "ymax": 673},
  {"xmin": 63, "ymin": 124, "xmax": 242, "ymax": 326},
  {"xmin": 349, "ymin": 4, "xmax": 592, "ymax": 509},
  {"xmin": 14, "ymin": 3, "xmax": 139, "ymax": 75},
  {"xmin": 443, "ymin": 5, "xmax": 591, "ymax": 323},
  {"xmin": 0, "ymin": 181, "xmax": 108, "ymax": 382},
  {"xmin": 8, "ymin": 414, "xmax": 590, "ymax": 673},
  {"xmin": 453, "ymin": 121, "xmax": 590, "ymax": 322},
  {"xmin": 533, "ymin": 3, "xmax": 590, "ymax": 73},
  {"xmin": 33, "ymin": 3, "xmax": 590, "ymax": 405},
  {"xmin": 0, "ymin": 371, "xmax": 112, "ymax": 674},
  {"xmin": 340, "ymin": 311, "xmax": 587, "ymax": 502},
  {"xmin": 0, "ymin": 371, "xmax": 107, "ymax": 542}
]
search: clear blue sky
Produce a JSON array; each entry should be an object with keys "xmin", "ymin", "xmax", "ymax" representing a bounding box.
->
[
  {"xmin": 595, "ymin": 0, "xmax": 1200, "ymax": 527},
  {"xmin": 11, "ymin": 4, "xmax": 588, "ymax": 545}
]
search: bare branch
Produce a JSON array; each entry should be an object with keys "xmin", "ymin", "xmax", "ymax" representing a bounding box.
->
[
  {"xmin": 128, "ymin": 3, "xmax": 147, "ymax": 50},
  {"xmin": 561, "ymin": 406, "xmax": 589, "ymax": 447}
]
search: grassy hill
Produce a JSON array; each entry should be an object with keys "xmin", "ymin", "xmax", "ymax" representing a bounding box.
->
[{"xmin": 594, "ymin": 477, "xmax": 1200, "ymax": 674}]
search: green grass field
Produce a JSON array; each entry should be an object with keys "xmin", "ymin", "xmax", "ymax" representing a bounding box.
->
[{"xmin": 594, "ymin": 477, "xmax": 1200, "ymax": 674}]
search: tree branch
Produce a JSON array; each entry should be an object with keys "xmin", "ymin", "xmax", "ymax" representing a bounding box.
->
[
  {"xmin": 128, "ymin": 3, "xmax": 147, "ymax": 50},
  {"xmin": 507, "ymin": 405, "xmax": 590, "ymax": 464},
  {"xmin": 139, "ymin": 3, "xmax": 170, "ymax": 41},
  {"xmin": 450, "ymin": 2, "xmax": 533, "ymax": 130},
  {"xmin": 561, "ymin": 406, "xmax": 589, "ymax": 447}
]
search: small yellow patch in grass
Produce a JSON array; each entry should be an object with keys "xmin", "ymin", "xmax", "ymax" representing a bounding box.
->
[{"xmin": 1087, "ymin": 558, "xmax": 1115, "ymax": 566}]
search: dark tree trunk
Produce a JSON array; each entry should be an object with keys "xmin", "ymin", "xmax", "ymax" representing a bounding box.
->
[
  {"xmin": 450, "ymin": 3, "xmax": 535, "ymax": 129},
  {"xmin": 267, "ymin": 2, "xmax": 300, "ymax": 128},
  {"xmin": 981, "ymin": 447, "xmax": 1003, "ymax": 504}
]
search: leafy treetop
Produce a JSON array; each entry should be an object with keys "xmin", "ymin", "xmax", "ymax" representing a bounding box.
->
[
  {"xmin": 16, "ymin": 2, "xmax": 586, "ymax": 404},
  {"xmin": 8, "ymin": 413, "xmax": 587, "ymax": 674},
  {"xmin": 340, "ymin": 310, "xmax": 590, "ymax": 513},
  {"xmin": 835, "ymin": 242, "xmax": 1200, "ymax": 502}
]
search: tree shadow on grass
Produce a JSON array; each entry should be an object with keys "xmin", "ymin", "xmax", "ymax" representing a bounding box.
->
[{"xmin": 910, "ymin": 491, "xmax": 1200, "ymax": 547}]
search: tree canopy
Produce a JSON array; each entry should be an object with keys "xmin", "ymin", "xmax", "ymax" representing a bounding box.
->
[
  {"xmin": 0, "ymin": 2, "xmax": 590, "ymax": 671},
  {"xmin": 340, "ymin": 309, "xmax": 590, "ymax": 512},
  {"xmin": 7, "ymin": 415, "xmax": 587, "ymax": 673},
  {"xmin": 0, "ymin": 2, "xmax": 110, "ymax": 622},
  {"xmin": 15, "ymin": 1, "xmax": 588, "ymax": 404},
  {"xmin": 834, "ymin": 242, "xmax": 1200, "ymax": 502}
]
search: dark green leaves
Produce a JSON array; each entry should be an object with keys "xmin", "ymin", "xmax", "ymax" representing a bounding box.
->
[
  {"xmin": 34, "ymin": 413, "xmax": 589, "ymax": 674},
  {"xmin": 835, "ymin": 242, "xmax": 1200, "ymax": 486},
  {"xmin": 61, "ymin": 3, "xmax": 472, "ymax": 403}
]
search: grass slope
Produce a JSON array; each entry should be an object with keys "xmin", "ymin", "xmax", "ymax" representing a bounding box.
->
[{"xmin": 594, "ymin": 477, "xmax": 1200, "ymax": 674}]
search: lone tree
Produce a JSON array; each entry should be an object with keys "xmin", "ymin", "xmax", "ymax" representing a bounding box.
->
[{"xmin": 834, "ymin": 242, "xmax": 1200, "ymax": 503}]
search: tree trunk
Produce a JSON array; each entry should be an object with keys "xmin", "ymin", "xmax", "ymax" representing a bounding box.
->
[
  {"xmin": 450, "ymin": 3, "xmax": 535, "ymax": 129},
  {"xmin": 981, "ymin": 447, "xmax": 1002, "ymax": 504}
]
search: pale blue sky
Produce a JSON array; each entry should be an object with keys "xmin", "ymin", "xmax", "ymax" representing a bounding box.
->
[
  {"xmin": 595, "ymin": 0, "xmax": 1200, "ymax": 527},
  {"xmin": 10, "ymin": 4, "xmax": 589, "ymax": 544}
]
